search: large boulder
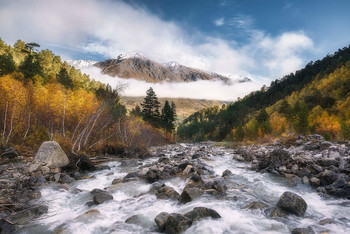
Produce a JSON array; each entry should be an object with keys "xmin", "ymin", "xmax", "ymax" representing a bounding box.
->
[
  {"xmin": 154, "ymin": 207, "xmax": 221, "ymax": 234},
  {"xmin": 270, "ymin": 192, "xmax": 307, "ymax": 217},
  {"xmin": 35, "ymin": 141, "xmax": 69, "ymax": 168},
  {"xmin": 92, "ymin": 191, "xmax": 113, "ymax": 205}
]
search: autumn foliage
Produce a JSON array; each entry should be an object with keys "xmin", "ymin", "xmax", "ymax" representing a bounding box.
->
[{"xmin": 0, "ymin": 38, "xmax": 167, "ymax": 155}]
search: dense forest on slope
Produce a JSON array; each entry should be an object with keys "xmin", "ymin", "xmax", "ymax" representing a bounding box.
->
[
  {"xmin": 0, "ymin": 38, "xmax": 168, "ymax": 156},
  {"xmin": 177, "ymin": 45, "xmax": 350, "ymax": 141}
]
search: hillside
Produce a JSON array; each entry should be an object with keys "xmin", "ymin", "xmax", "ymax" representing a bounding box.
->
[
  {"xmin": 94, "ymin": 53, "xmax": 233, "ymax": 83},
  {"xmin": 122, "ymin": 96, "xmax": 228, "ymax": 122},
  {"xmin": 178, "ymin": 45, "xmax": 350, "ymax": 141},
  {"xmin": 0, "ymin": 38, "xmax": 168, "ymax": 154}
]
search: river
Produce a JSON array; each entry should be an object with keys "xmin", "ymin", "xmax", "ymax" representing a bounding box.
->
[{"xmin": 17, "ymin": 143, "xmax": 350, "ymax": 233}]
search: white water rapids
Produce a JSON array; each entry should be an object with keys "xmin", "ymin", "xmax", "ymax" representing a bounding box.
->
[{"xmin": 17, "ymin": 144, "xmax": 350, "ymax": 233}]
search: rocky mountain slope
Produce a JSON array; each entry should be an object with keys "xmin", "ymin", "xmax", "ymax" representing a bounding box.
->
[{"xmin": 94, "ymin": 53, "xmax": 237, "ymax": 83}]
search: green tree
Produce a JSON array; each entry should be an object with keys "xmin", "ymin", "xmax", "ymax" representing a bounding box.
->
[
  {"xmin": 131, "ymin": 104, "xmax": 142, "ymax": 116},
  {"xmin": 293, "ymin": 101, "xmax": 309, "ymax": 134},
  {"xmin": 19, "ymin": 54, "xmax": 43, "ymax": 81},
  {"xmin": 0, "ymin": 53, "xmax": 16, "ymax": 76},
  {"xmin": 141, "ymin": 87, "xmax": 160, "ymax": 123},
  {"xmin": 161, "ymin": 100, "xmax": 176, "ymax": 137},
  {"xmin": 25, "ymin": 42, "xmax": 40, "ymax": 54},
  {"xmin": 56, "ymin": 67, "xmax": 73, "ymax": 89}
]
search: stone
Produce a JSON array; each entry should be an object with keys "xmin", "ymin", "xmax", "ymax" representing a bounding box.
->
[
  {"xmin": 156, "ymin": 186, "xmax": 180, "ymax": 200},
  {"xmin": 112, "ymin": 178, "xmax": 123, "ymax": 185},
  {"xmin": 222, "ymin": 169, "xmax": 233, "ymax": 177},
  {"xmin": 165, "ymin": 213, "xmax": 192, "ymax": 234},
  {"xmin": 184, "ymin": 207, "xmax": 221, "ymax": 222},
  {"xmin": 182, "ymin": 165, "xmax": 193, "ymax": 176},
  {"xmin": 279, "ymin": 166, "xmax": 287, "ymax": 172},
  {"xmin": 41, "ymin": 166, "xmax": 51, "ymax": 175},
  {"xmin": 192, "ymin": 154, "xmax": 201, "ymax": 159},
  {"xmin": 179, "ymin": 187, "xmax": 204, "ymax": 204},
  {"xmin": 1, "ymin": 146, "xmax": 18, "ymax": 159},
  {"xmin": 309, "ymin": 177, "xmax": 320, "ymax": 187},
  {"xmin": 35, "ymin": 141, "xmax": 69, "ymax": 168},
  {"xmin": 319, "ymin": 218, "xmax": 337, "ymax": 225},
  {"xmin": 123, "ymin": 172, "xmax": 140, "ymax": 182},
  {"xmin": 91, "ymin": 188, "xmax": 105, "ymax": 195},
  {"xmin": 125, "ymin": 214, "xmax": 152, "ymax": 228},
  {"xmin": 212, "ymin": 178, "xmax": 228, "ymax": 194},
  {"xmin": 291, "ymin": 164, "xmax": 299, "ymax": 174},
  {"xmin": 244, "ymin": 201, "xmax": 268, "ymax": 210},
  {"xmin": 61, "ymin": 175, "xmax": 74, "ymax": 184},
  {"xmin": 54, "ymin": 173, "xmax": 61, "ymax": 183},
  {"xmin": 154, "ymin": 212, "xmax": 169, "ymax": 231},
  {"xmin": 73, "ymin": 172, "xmax": 82, "ymax": 180},
  {"xmin": 302, "ymin": 176, "xmax": 309, "ymax": 184},
  {"xmin": 93, "ymin": 192, "xmax": 113, "ymax": 205},
  {"xmin": 270, "ymin": 192, "xmax": 307, "ymax": 217},
  {"xmin": 75, "ymin": 209, "xmax": 101, "ymax": 222},
  {"xmin": 317, "ymin": 158, "xmax": 339, "ymax": 167},
  {"xmin": 145, "ymin": 169, "xmax": 159, "ymax": 183},
  {"xmin": 291, "ymin": 227, "xmax": 315, "ymax": 234},
  {"xmin": 0, "ymin": 219, "xmax": 16, "ymax": 234},
  {"xmin": 320, "ymin": 141, "xmax": 333, "ymax": 150}
]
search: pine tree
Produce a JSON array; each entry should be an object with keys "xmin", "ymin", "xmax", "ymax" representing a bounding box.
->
[
  {"xmin": 19, "ymin": 54, "xmax": 43, "ymax": 81},
  {"xmin": 57, "ymin": 67, "xmax": 73, "ymax": 89},
  {"xmin": 0, "ymin": 53, "xmax": 16, "ymax": 76},
  {"xmin": 141, "ymin": 87, "xmax": 160, "ymax": 123},
  {"xmin": 131, "ymin": 104, "xmax": 142, "ymax": 116}
]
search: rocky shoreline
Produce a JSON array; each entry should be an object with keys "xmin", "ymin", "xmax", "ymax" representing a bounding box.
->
[
  {"xmin": 233, "ymin": 134, "xmax": 350, "ymax": 200},
  {"xmin": 0, "ymin": 136, "xmax": 349, "ymax": 233}
]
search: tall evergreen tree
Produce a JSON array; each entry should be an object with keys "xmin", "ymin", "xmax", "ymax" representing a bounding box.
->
[
  {"xmin": 57, "ymin": 67, "xmax": 73, "ymax": 89},
  {"xmin": 19, "ymin": 54, "xmax": 43, "ymax": 81},
  {"xmin": 141, "ymin": 87, "xmax": 160, "ymax": 123},
  {"xmin": 0, "ymin": 53, "xmax": 16, "ymax": 76}
]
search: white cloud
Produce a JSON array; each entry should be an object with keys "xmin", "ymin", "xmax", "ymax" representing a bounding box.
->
[
  {"xmin": 0, "ymin": 0, "xmax": 315, "ymax": 96},
  {"xmin": 75, "ymin": 65, "xmax": 263, "ymax": 101},
  {"xmin": 214, "ymin": 17, "xmax": 225, "ymax": 26}
]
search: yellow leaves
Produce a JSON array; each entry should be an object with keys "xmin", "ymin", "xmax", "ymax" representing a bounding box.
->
[
  {"xmin": 269, "ymin": 112, "xmax": 288, "ymax": 135},
  {"xmin": 0, "ymin": 75, "xmax": 27, "ymax": 108}
]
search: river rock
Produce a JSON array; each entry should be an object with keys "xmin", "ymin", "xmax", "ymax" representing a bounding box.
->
[
  {"xmin": 165, "ymin": 213, "xmax": 192, "ymax": 234},
  {"xmin": 320, "ymin": 141, "xmax": 333, "ymax": 150},
  {"xmin": 145, "ymin": 169, "xmax": 160, "ymax": 183},
  {"xmin": 35, "ymin": 141, "xmax": 69, "ymax": 168},
  {"xmin": 270, "ymin": 192, "xmax": 307, "ymax": 217},
  {"xmin": 309, "ymin": 177, "xmax": 320, "ymax": 187},
  {"xmin": 155, "ymin": 207, "xmax": 221, "ymax": 234},
  {"xmin": 291, "ymin": 227, "xmax": 315, "ymax": 234},
  {"xmin": 92, "ymin": 191, "xmax": 113, "ymax": 204},
  {"xmin": 244, "ymin": 201, "xmax": 268, "ymax": 210},
  {"xmin": 0, "ymin": 219, "xmax": 15, "ymax": 234},
  {"xmin": 123, "ymin": 171, "xmax": 140, "ymax": 182},
  {"xmin": 184, "ymin": 207, "xmax": 221, "ymax": 221},
  {"xmin": 75, "ymin": 209, "xmax": 101, "ymax": 222},
  {"xmin": 1, "ymin": 146, "xmax": 18, "ymax": 159},
  {"xmin": 179, "ymin": 187, "xmax": 204, "ymax": 204},
  {"xmin": 61, "ymin": 174, "xmax": 74, "ymax": 184},
  {"xmin": 182, "ymin": 165, "xmax": 193, "ymax": 176},
  {"xmin": 319, "ymin": 218, "xmax": 337, "ymax": 225},
  {"xmin": 222, "ymin": 169, "xmax": 233, "ymax": 177},
  {"xmin": 154, "ymin": 212, "xmax": 169, "ymax": 231},
  {"xmin": 125, "ymin": 214, "xmax": 152, "ymax": 228},
  {"xmin": 156, "ymin": 186, "xmax": 180, "ymax": 200}
]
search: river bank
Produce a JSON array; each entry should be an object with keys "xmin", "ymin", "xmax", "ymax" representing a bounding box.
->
[{"xmin": 0, "ymin": 137, "xmax": 349, "ymax": 233}]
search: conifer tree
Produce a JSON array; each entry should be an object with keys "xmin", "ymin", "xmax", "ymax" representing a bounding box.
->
[
  {"xmin": 141, "ymin": 87, "xmax": 160, "ymax": 123},
  {"xmin": 57, "ymin": 67, "xmax": 73, "ymax": 89},
  {"xmin": 0, "ymin": 53, "xmax": 16, "ymax": 76}
]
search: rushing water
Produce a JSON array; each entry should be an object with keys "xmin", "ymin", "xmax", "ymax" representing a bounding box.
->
[{"xmin": 18, "ymin": 144, "xmax": 350, "ymax": 234}]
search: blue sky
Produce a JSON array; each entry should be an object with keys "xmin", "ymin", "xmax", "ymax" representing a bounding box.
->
[{"xmin": 0, "ymin": 0, "xmax": 349, "ymax": 83}]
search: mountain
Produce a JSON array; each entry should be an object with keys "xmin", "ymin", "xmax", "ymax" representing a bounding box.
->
[
  {"xmin": 94, "ymin": 53, "xmax": 233, "ymax": 84},
  {"xmin": 177, "ymin": 45, "xmax": 350, "ymax": 141},
  {"xmin": 122, "ymin": 96, "xmax": 228, "ymax": 122}
]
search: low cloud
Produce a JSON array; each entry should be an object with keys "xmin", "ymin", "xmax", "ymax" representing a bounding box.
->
[
  {"xmin": 76, "ymin": 66, "xmax": 263, "ymax": 101},
  {"xmin": 214, "ymin": 17, "xmax": 225, "ymax": 26},
  {"xmin": 0, "ymin": 0, "xmax": 315, "ymax": 89}
]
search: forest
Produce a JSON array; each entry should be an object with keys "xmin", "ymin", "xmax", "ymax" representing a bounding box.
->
[
  {"xmin": 177, "ymin": 45, "xmax": 350, "ymax": 142},
  {"xmin": 0, "ymin": 38, "xmax": 175, "ymax": 157}
]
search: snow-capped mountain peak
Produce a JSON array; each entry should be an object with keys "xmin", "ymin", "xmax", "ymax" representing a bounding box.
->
[
  {"xmin": 66, "ymin": 60, "xmax": 97, "ymax": 68},
  {"xmin": 163, "ymin": 61, "xmax": 181, "ymax": 69},
  {"xmin": 117, "ymin": 51, "xmax": 147, "ymax": 60}
]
